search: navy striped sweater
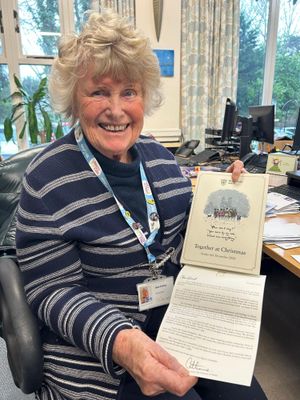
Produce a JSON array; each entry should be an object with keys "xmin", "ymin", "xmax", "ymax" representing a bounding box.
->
[{"xmin": 16, "ymin": 131, "xmax": 192, "ymax": 400}]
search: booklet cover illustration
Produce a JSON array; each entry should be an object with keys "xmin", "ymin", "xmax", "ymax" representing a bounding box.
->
[{"xmin": 204, "ymin": 189, "xmax": 250, "ymax": 221}]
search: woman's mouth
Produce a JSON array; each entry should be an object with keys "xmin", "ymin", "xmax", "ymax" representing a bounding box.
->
[{"xmin": 98, "ymin": 123, "xmax": 129, "ymax": 132}]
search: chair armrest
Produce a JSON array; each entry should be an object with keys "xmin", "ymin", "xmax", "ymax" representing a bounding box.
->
[{"xmin": 0, "ymin": 257, "xmax": 43, "ymax": 394}]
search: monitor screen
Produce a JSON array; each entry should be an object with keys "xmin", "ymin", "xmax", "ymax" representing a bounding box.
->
[
  {"xmin": 248, "ymin": 105, "xmax": 275, "ymax": 144},
  {"xmin": 292, "ymin": 107, "xmax": 300, "ymax": 151},
  {"xmin": 221, "ymin": 98, "xmax": 237, "ymax": 142}
]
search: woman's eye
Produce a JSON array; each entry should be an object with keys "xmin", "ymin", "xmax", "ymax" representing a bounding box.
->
[
  {"xmin": 123, "ymin": 89, "xmax": 137, "ymax": 97},
  {"xmin": 92, "ymin": 89, "xmax": 108, "ymax": 97}
]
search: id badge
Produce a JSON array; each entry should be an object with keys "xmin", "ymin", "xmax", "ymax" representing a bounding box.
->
[{"xmin": 136, "ymin": 276, "xmax": 174, "ymax": 311}]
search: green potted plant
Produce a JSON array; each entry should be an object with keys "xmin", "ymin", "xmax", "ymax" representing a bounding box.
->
[{"xmin": 3, "ymin": 74, "xmax": 63, "ymax": 145}]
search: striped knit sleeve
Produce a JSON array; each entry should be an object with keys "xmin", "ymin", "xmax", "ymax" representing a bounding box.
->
[{"xmin": 16, "ymin": 170, "xmax": 138, "ymax": 379}]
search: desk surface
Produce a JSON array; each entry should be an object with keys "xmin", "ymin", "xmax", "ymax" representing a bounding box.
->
[{"xmin": 263, "ymin": 213, "xmax": 300, "ymax": 278}]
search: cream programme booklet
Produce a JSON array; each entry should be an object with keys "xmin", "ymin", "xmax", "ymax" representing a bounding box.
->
[
  {"xmin": 181, "ymin": 172, "xmax": 269, "ymax": 275},
  {"xmin": 156, "ymin": 172, "xmax": 269, "ymax": 386}
]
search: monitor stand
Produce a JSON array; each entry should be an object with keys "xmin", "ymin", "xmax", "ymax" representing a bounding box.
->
[
  {"xmin": 257, "ymin": 141, "xmax": 269, "ymax": 155},
  {"xmin": 248, "ymin": 142, "xmax": 269, "ymax": 168}
]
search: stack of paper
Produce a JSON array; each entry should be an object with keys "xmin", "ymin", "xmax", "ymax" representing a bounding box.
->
[
  {"xmin": 263, "ymin": 218, "xmax": 300, "ymax": 246},
  {"xmin": 266, "ymin": 191, "xmax": 300, "ymax": 216}
]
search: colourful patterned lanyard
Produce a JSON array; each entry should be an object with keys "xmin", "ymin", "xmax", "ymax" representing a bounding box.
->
[{"xmin": 75, "ymin": 125, "xmax": 160, "ymax": 264}]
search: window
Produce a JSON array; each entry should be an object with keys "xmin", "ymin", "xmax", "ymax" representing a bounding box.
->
[
  {"xmin": 0, "ymin": 0, "xmax": 97, "ymax": 158},
  {"xmin": 237, "ymin": 0, "xmax": 300, "ymax": 139},
  {"xmin": 273, "ymin": 0, "xmax": 300, "ymax": 136},
  {"xmin": 0, "ymin": 64, "xmax": 10, "ymax": 123},
  {"xmin": 237, "ymin": 1, "xmax": 270, "ymax": 115},
  {"xmin": 0, "ymin": 64, "xmax": 18, "ymax": 158},
  {"xmin": 74, "ymin": 0, "xmax": 95, "ymax": 32},
  {"xmin": 18, "ymin": 0, "xmax": 60, "ymax": 57}
]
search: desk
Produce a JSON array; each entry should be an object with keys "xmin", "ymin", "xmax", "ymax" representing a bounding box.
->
[
  {"xmin": 274, "ymin": 139, "xmax": 293, "ymax": 151},
  {"xmin": 163, "ymin": 142, "xmax": 181, "ymax": 149},
  {"xmin": 263, "ymin": 213, "xmax": 300, "ymax": 278},
  {"xmin": 161, "ymin": 141, "xmax": 182, "ymax": 155},
  {"xmin": 260, "ymin": 139, "xmax": 293, "ymax": 152}
]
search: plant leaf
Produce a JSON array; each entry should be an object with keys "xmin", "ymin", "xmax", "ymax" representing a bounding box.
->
[
  {"xmin": 33, "ymin": 87, "xmax": 46, "ymax": 104},
  {"xmin": 41, "ymin": 108, "xmax": 52, "ymax": 142},
  {"xmin": 4, "ymin": 118, "xmax": 13, "ymax": 142},
  {"xmin": 38, "ymin": 77, "xmax": 47, "ymax": 90},
  {"xmin": 2, "ymin": 91, "xmax": 23, "ymax": 102},
  {"xmin": 55, "ymin": 123, "xmax": 64, "ymax": 139},
  {"xmin": 19, "ymin": 121, "xmax": 27, "ymax": 139},
  {"xmin": 28, "ymin": 101, "xmax": 39, "ymax": 144},
  {"xmin": 11, "ymin": 102, "xmax": 25, "ymax": 118},
  {"xmin": 13, "ymin": 74, "xmax": 28, "ymax": 98},
  {"xmin": 33, "ymin": 77, "xmax": 47, "ymax": 104},
  {"xmin": 13, "ymin": 74, "xmax": 22, "ymax": 90},
  {"xmin": 12, "ymin": 110, "xmax": 25, "ymax": 124}
]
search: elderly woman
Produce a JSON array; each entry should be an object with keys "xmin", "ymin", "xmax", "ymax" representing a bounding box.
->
[{"xmin": 16, "ymin": 10, "xmax": 244, "ymax": 400}]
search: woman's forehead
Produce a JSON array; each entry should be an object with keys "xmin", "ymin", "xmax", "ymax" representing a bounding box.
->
[
  {"xmin": 91, "ymin": 73, "xmax": 142, "ymax": 89},
  {"xmin": 90, "ymin": 59, "xmax": 143, "ymax": 84}
]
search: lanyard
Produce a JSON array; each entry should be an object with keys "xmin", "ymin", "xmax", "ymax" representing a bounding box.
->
[{"xmin": 74, "ymin": 125, "xmax": 160, "ymax": 264}]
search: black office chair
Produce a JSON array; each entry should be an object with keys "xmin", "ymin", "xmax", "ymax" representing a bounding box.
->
[{"xmin": 0, "ymin": 146, "xmax": 46, "ymax": 394}]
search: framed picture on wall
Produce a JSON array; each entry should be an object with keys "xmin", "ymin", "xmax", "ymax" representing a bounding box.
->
[{"xmin": 153, "ymin": 49, "xmax": 174, "ymax": 77}]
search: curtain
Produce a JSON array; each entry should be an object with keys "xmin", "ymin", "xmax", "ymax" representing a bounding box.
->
[
  {"xmin": 98, "ymin": 0, "xmax": 135, "ymax": 24},
  {"xmin": 181, "ymin": 0, "xmax": 240, "ymax": 146}
]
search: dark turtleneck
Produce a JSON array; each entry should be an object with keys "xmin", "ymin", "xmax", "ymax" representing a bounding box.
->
[{"xmin": 87, "ymin": 141, "xmax": 149, "ymax": 232}]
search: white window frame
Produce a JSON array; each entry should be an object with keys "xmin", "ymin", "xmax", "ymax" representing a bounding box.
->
[{"xmin": 262, "ymin": 0, "xmax": 281, "ymax": 105}]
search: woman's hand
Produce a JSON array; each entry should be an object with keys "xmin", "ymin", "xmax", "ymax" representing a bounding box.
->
[
  {"xmin": 225, "ymin": 159, "xmax": 246, "ymax": 182},
  {"xmin": 113, "ymin": 328, "xmax": 198, "ymax": 396}
]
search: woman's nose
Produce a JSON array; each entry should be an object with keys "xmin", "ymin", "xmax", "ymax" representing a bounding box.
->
[{"xmin": 105, "ymin": 96, "xmax": 124, "ymax": 119}]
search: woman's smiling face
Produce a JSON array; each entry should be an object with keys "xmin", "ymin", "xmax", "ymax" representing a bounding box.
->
[{"xmin": 75, "ymin": 67, "xmax": 145, "ymax": 163}]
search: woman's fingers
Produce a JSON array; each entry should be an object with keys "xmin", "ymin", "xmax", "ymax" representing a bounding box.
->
[
  {"xmin": 112, "ymin": 328, "xmax": 198, "ymax": 396},
  {"xmin": 226, "ymin": 159, "xmax": 245, "ymax": 182}
]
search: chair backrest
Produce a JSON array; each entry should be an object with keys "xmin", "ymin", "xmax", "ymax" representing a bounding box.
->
[
  {"xmin": 0, "ymin": 258, "xmax": 43, "ymax": 394},
  {"xmin": 0, "ymin": 145, "xmax": 46, "ymax": 254},
  {"xmin": 0, "ymin": 145, "xmax": 47, "ymax": 394}
]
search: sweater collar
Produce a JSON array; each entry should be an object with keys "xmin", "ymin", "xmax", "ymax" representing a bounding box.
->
[{"xmin": 85, "ymin": 138, "xmax": 141, "ymax": 177}]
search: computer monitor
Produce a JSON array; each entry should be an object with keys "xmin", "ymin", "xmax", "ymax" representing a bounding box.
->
[
  {"xmin": 221, "ymin": 98, "xmax": 237, "ymax": 142},
  {"xmin": 292, "ymin": 107, "xmax": 300, "ymax": 151},
  {"xmin": 238, "ymin": 116, "xmax": 253, "ymax": 159},
  {"xmin": 248, "ymin": 104, "xmax": 275, "ymax": 144}
]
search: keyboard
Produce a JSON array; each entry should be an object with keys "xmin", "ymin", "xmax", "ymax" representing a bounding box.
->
[
  {"xmin": 269, "ymin": 184, "xmax": 300, "ymax": 202},
  {"xmin": 244, "ymin": 153, "xmax": 269, "ymax": 173},
  {"xmin": 246, "ymin": 164, "xmax": 266, "ymax": 174}
]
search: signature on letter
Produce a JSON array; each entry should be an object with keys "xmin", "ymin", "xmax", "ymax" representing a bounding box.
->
[{"xmin": 185, "ymin": 357, "xmax": 209, "ymax": 373}]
